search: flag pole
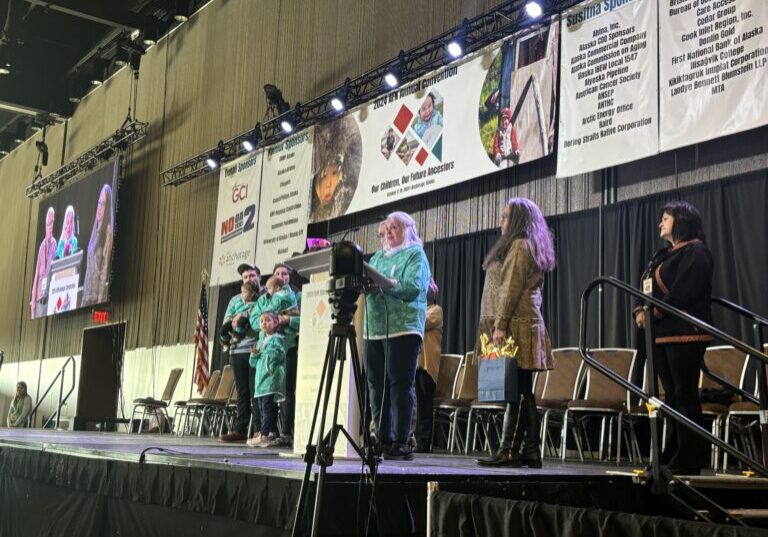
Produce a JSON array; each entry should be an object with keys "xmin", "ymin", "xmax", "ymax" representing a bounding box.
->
[{"xmin": 189, "ymin": 269, "xmax": 210, "ymax": 399}]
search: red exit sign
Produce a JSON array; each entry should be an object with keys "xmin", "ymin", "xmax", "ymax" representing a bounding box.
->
[{"xmin": 92, "ymin": 310, "xmax": 111, "ymax": 323}]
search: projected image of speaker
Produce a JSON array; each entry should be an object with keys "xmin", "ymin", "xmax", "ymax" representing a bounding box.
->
[{"xmin": 29, "ymin": 160, "xmax": 120, "ymax": 319}]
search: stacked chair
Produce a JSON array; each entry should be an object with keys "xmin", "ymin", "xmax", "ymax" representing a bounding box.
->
[{"xmin": 130, "ymin": 367, "xmax": 184, "ymax": 433}]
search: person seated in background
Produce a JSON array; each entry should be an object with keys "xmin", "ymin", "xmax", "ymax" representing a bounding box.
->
[
  {"xmin": 414, "ymin": 278, "xmax": 443, "ymax": 453},
  {"xmin": 7, "ymin": 382, "xmax": 33, "ymax": 428},
  {"xmin": 56, "ymin": 205, "xmax": 79, "ymax": 258},
  {"xmin": 248, "ymin": 311, "xmax": 287, "ymax": 448},
  {"xmin": 219, "ymin": 281, "xmax": 259, "ymax": 352}
]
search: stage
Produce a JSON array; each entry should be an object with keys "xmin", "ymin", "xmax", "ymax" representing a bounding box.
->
[{"xmin": 0, "ymin": 428, "xmax": 695, "ymax": 537}]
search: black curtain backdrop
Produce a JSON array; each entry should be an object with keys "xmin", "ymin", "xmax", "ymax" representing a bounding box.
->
[
  {"xmin": 426, "ymin": 170, "xmax": 768, "ymax": 356},
  {"xmin": 431, "ymin": 490, "xmax": 768, "ymax": 537}
]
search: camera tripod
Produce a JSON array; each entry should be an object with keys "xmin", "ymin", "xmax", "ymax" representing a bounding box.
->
[{"xmin": 290, "ymin": 289, "xmax": 379, "ymax": 537}]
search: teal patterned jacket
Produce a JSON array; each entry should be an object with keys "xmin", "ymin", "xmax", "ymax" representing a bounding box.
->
[
  {"xmin": 249, "ymin": 332, "xmax": 287, "ymax": 400},
  {"xmin": 248, "ymin": 286, "xmax": 297, "ymax": 337},
  {"xmin": 364, "ymin": 243, "xmax": 430, "ymax": 340}
]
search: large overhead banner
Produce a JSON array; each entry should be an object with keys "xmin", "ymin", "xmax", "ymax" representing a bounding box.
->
[
  {"xmin": 256, "ymin": 129, "xmax": 314, "ymax": 270},
  {"xmin": 659, "ymin": 0, "xmax": 768, "ymax": 151},
  {"xmin": 309, "ymin": 22, "xmax": 559, "ymax": 222},
  {"xmin": 557, "ymin": 0, "xmax": 658, "ymax": 177},
  {"xmin": 210, "ymin": 151, "xmax": 263, "ymax": 286}
]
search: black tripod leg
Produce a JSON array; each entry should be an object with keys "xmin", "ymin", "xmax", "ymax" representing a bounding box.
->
[{"xmin": 290, "ymin": 333, "xmax": 337, "ymax": 537}]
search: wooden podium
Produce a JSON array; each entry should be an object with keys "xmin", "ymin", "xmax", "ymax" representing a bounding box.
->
[{"xmin": 287, "ymin": 250, "xmax": 365, "ymax": 459}]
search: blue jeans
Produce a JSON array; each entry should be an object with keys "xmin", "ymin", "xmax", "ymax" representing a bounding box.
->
[
  {"xmin": 258, "ymin": 394, "xmax": 278, "ymax": 436},
  {"xmin": 365, "ymin": 334, "xmax": 420, "ymax": 445}
]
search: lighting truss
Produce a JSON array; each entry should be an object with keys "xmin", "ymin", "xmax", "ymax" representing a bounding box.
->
[
  {"xmin": 160, "ymin": 0, "xmax": 579, "ymax": 188},
  {"xmin": 26, "ymin": 119, "xmax": 148, "ymax": 199}
]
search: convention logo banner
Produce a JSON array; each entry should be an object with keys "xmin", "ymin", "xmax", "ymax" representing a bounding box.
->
[
  {"xmin": 659, "ymin": 0, "xmax": 768, "ymax": 151},
  {"xmin": 256, "ymin": 128, "xmax": 313, "ymax": 270},
  {"xmin": 557, "ymin": 0, "xmax": 658, "ymax": 177},
  {"xmin": 210, "ymin": 151, "xmax": 263, "ymax": 286},
  {"xmin": 308, "ymin": 22, "xmax": 559, "ymax": 222}
]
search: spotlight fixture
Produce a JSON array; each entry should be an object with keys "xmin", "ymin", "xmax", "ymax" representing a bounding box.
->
[
  {"xmin": 173, "ymin": 0, "xmax": 192, "ymax": 22},
  {"xmin": 242, "ymin": 123, "xmax": 262, "ymax": 152},
  {"xmin": 264, "ymin": 84, "xmax": 291, "ymax": 115},
  {"xmin": 90, "ymin": 59, "xmax": 109, "ymax": 86},
  {"xmin": 0, "ymin": 47, "xmax": 10, "ymax": 75},
  {"xmin": 280, "ymin": 118, "xmax": 294, "ymax": 134},
  {"xmin": 384, "ymin": 51, "xmax": 405, "ymax": 89},
  {"xmin": 129, "ymin": 28, "xmax": 141, "ymax": 41},
  {"xmin": 142, "ymin": 17, "xmax": 161, "ymax": 46},
  {"xmin": 14, "ymin": 121, "xmax": 28, "ymax": 144},
  {"xmin": 447, "ymin": 19, "xmax": 469, "ymax": 59},
  {"xmin": 330, "ymin": 78, "xmax": 351, "ymax": 112},
  {"xmin": 525, "ymin": 1, "xmax": 543, "ymax": 18},
  {"xmin": 206, "ymin": 141, "xmax": 225, "ymax": 170}
]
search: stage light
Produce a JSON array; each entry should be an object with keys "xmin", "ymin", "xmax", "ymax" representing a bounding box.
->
[
  {"xmin": 173, "ymin": 0, "xmax": 192, "ymax": 22},
  {"xmin": 330, "ymin": 78, "xmax": 350, "ymax": 112},
  {"xmin": 241, "ymin": 123, "xmax": 261, "ymax": 152},
  {"xmin": 142, "ymin": 18, "xmax": 160, "ymax": 46},
  {"xmin": 0, "ymin": 46, "xmax": 12, "ymax": 75},
  {"xmin": 384, "ymin": 72, "xmax": 399, "ymax": 89},
  {"xmin": 264, "ymin": 84, "xmax": 291, "ymax": 115},
  {"xmin": 447, "ymin": 19, "xmax": 469, "ymax": 59},
  {"xmin": 280, "ymin": 119, "xmax": 294, "ymax": 134},
  {"xmin": 129, "ymin": 28, "xmax": 140, "ymax": 41},
  {"xmin": 206, "ymin": 141, "xmax": 225, "ymax": 170},
  {"xmin": 525, "ymin": 1, "xmax": 543, "ymax": 18},
  {"xmin": 90, "ymin": 59, "xmax": 109, "ymax": 86},
  {"xmin": 384, "ymin": 51, "xmax": 405, "ymax": 89}
]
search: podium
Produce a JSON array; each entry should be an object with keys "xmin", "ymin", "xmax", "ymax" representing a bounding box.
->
[{"xmin": 287, "ymin": 249, "xmax": 365, "ymax": 459}]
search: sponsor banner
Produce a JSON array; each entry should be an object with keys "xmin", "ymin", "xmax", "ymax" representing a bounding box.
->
[
  {"xmin": 309, "ymin": 22, "xmax": 559, "ymax": 222},
  {"xmin": 660, "ymin": 0, "xmax": 768, "ymax": 150},
  {"xmin": 210, "ymin": 151, "xmax": 263, "ymax": 286},
  {"xmin": 256, "ymin": 129, "xmax": 313, "ymax": 270},
  {"xmin": 557, "ymin": 0, "xmax": 658, "ymax": 177}
]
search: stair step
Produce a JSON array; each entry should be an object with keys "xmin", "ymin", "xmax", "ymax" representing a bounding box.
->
[
  {"xmin": 680, "ymin": 475, "xmax": 768, "ymax": 490},
  {"xmin": 727, "ymin": 509, "xmax": 768, "ymax": 519}
]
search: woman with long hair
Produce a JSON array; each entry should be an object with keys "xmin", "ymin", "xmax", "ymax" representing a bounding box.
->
[
  {"xmin": 7, "ymin": 381, "xmax": 33, "ymax": 428},
  {"xmin": 82, "ymin": 184, "xmax": 114, "ymax": 305},
  {"xmin": 477, "ymin": 198, "xmax": 555, "ymax": 467}
]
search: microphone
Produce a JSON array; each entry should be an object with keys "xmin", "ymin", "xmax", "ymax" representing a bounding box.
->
[{"xmin": 338, "ymin": 226, "xmax": 360, "ymax": 244}]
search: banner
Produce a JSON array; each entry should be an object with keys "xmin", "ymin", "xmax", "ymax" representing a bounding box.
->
[
  {"xmin": 209, "ymin": 151, "xmax": 263, "ymax": 286},
  {"xmin": 256, "ymin": 129, "xmax": 313, "ymax": 270},
  {"xmin": 293, "ymin": 281, "xmax": 362, "ymax": 458},
  {"xmin": 309, "ymin": 22, "xmax": 559, "ymax": 222},
  {"xmin": 659, "ymin": 0, "xmax": 768, "ymax": 151},
  {"xmin": 557, "ymin": 0, "xmax": 658, "ymax": 177}
]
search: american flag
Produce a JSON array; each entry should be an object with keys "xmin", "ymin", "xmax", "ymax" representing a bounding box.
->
[{"xmin": 193, "ymin": 281, "xmax": 210, "ymax": 394}]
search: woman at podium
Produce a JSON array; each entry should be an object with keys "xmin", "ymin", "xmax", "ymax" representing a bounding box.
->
[{"xmin": 364, "ymin": 211, "xmax": 431, "ymax": 461}]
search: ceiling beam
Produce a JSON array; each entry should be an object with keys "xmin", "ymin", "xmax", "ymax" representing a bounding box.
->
[{"xmin": 23, "ymin": 0, "xmax": 143, "ymax": 32}]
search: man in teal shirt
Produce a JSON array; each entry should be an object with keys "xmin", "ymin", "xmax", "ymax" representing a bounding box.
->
[{"xmin": 220, "ymin": 263, "xmax": 262, "ymax": 442}]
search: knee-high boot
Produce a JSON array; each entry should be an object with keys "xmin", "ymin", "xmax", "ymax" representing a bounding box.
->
[
  {"xmin": 476, "ymin": 400, "xmax": 523, "ymax": 467},
  {"xmin": 520, "ymin": 394, "xmax": 543, "ymax": 468}
]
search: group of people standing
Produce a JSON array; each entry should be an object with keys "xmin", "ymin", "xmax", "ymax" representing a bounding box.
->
[
  {"xmin": 217, "ymin": 196, "xmax": 714, "ymax": 475},
  {"xmin": 218, "ymin": 262, "xmax": 301, "ymax": 448}
]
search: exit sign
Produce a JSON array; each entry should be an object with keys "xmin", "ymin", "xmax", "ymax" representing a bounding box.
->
[{"xmin": 92, "ymin": 310, "xmax": 111, "ymax": 323}]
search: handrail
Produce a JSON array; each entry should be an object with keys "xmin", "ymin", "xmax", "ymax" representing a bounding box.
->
[
  {"xmin": 579, "ymin": 276, "xmax": 768, "ymax": 479},
  {"xmin": 0, "ymin": 350, "xmax": 4, "ymax": 374},
  {"xmin": 712, "ymin": 297, "xmax": 768, "ymax": 329},
  {"xmin": 700, "ymin": 365, "xmax": 758, "ymax": 405},
  {"xmin": 29, "ymin": 356, "xmax": 77, "ymax": 429}
]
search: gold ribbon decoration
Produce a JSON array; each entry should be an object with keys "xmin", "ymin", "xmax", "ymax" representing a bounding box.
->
[{"xmin": 479, "ymin": 333, "xmax": 519, "ymax": 360}]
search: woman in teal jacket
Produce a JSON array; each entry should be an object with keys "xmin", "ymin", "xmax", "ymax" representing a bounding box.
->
[{"xmin": 365, "ymin": 211, "xmax": 430, "ymax": 461}]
